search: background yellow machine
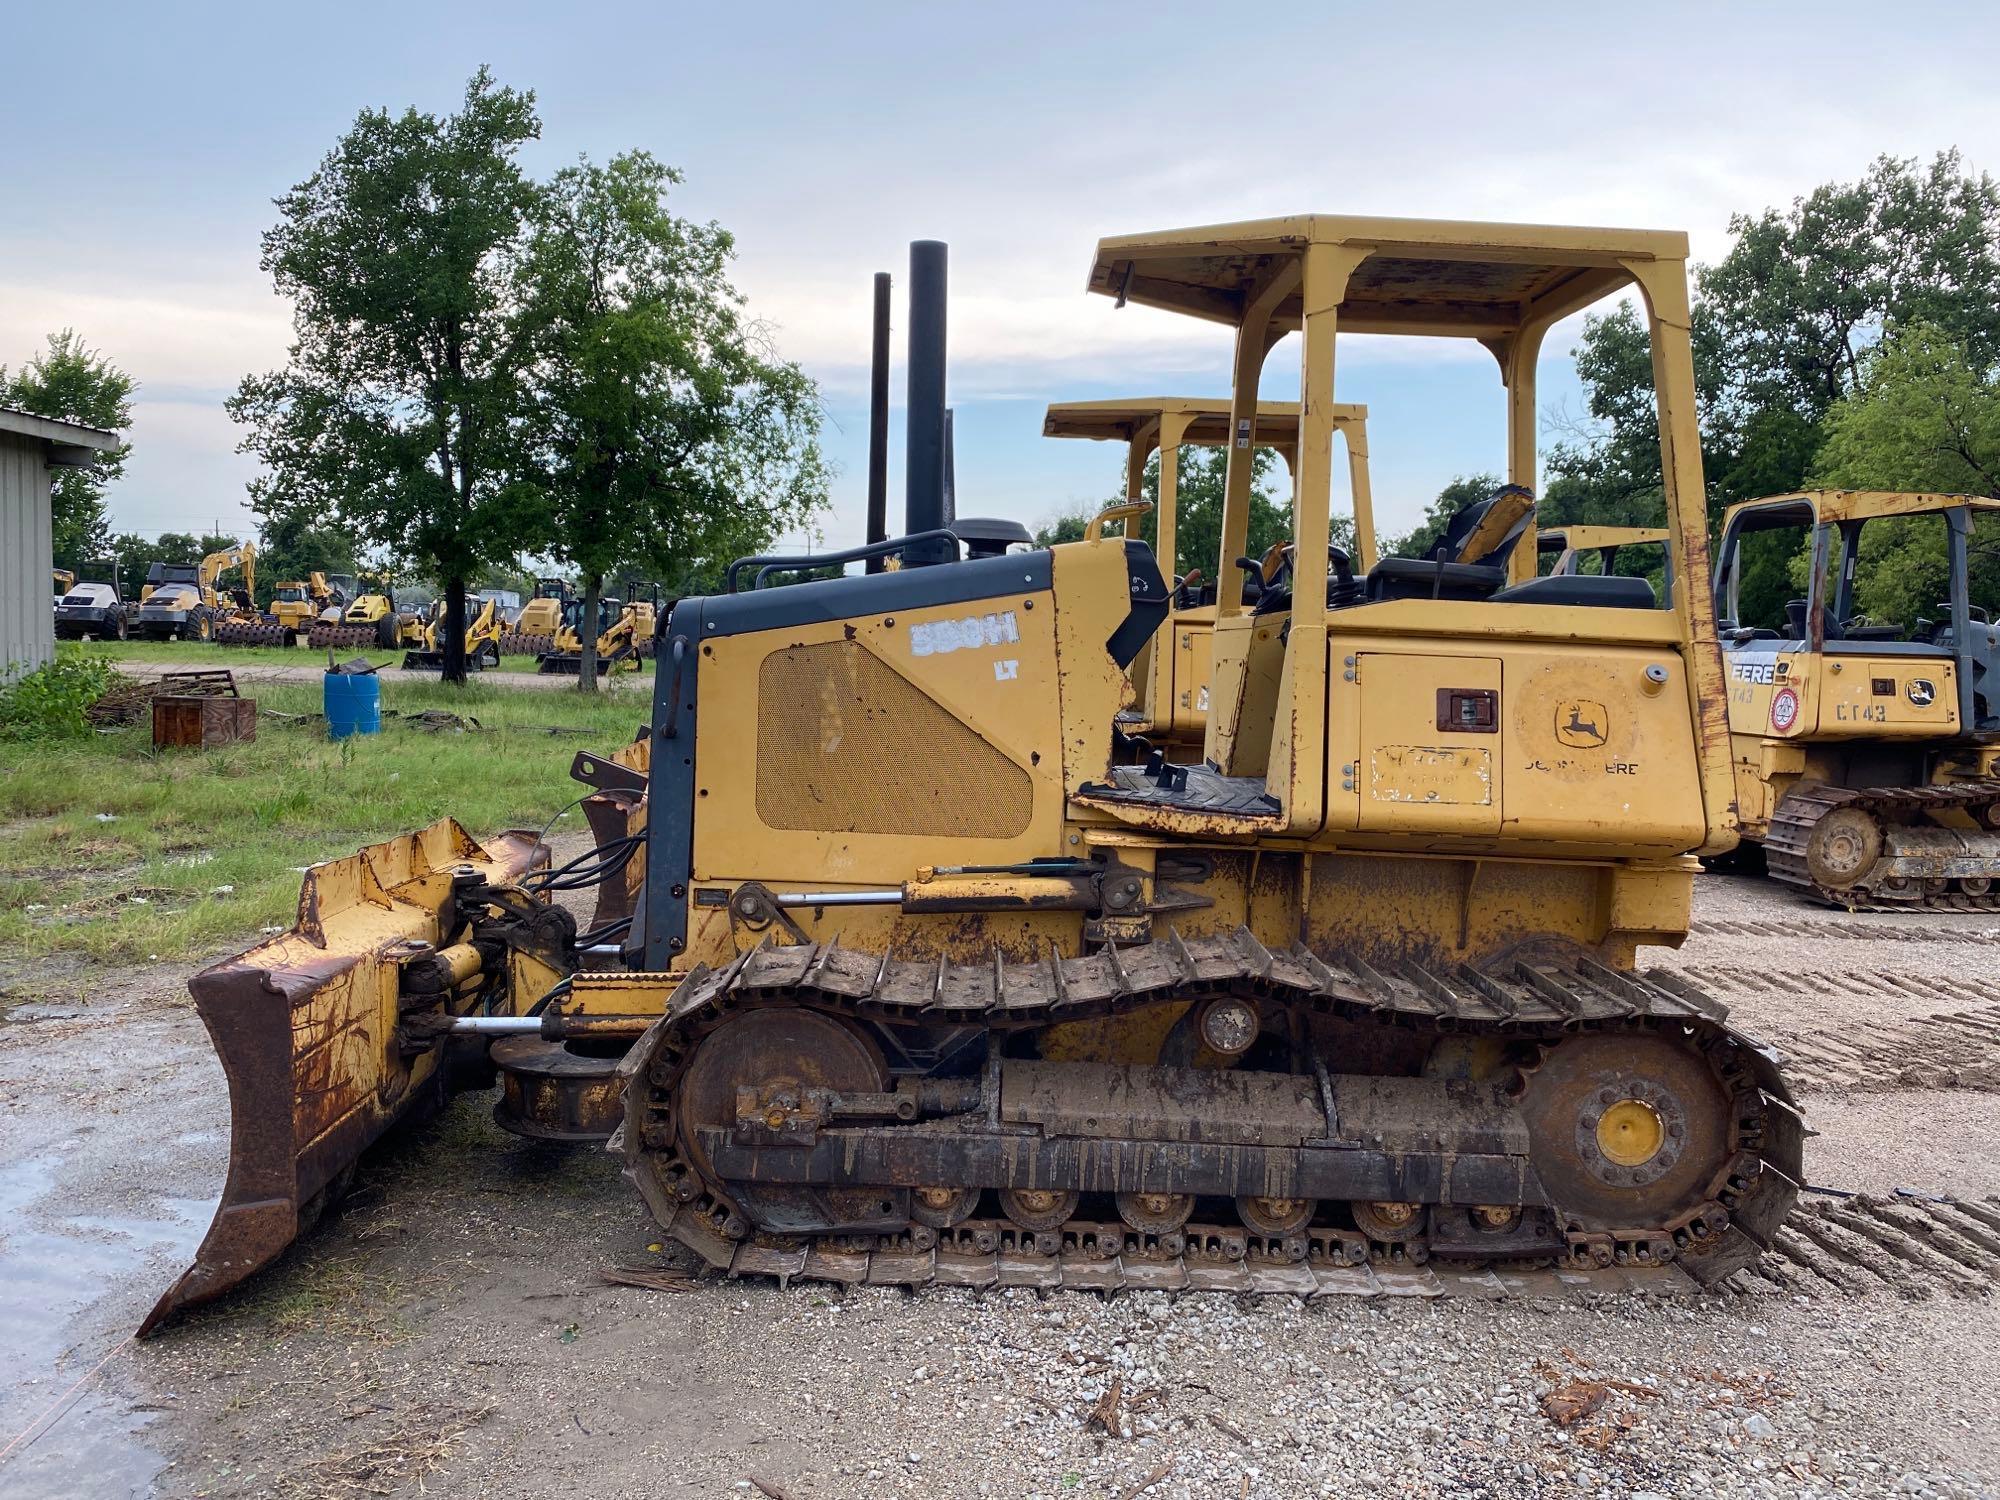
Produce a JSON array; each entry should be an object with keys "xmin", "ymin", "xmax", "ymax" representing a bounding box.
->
[
  {"xmin": 500, "ymin": 576, "xmax": 574, "ymax": 656},
  {"xmin": 146, "ymin": 223, "xmax": 1800, "ymax": 1334},
  {"xmin": 402, "ymin": 593, "xmax": 504, "ymax": 671},
  {"xmin": 1042, "ymin": 398, "xmax": 1373, "ymax": 754},
  {"xmin": 309, "ymin": 586, "xmax": 418, "ymax": 650},
  {"xmin": 134, "ymin": 542, "xmax": 257, "ymax": 641},
  {"xmin": 1541, "ymin": 524, "xmax": 1671, "ymax": 588},
  {"xmin": 536, "ymin": 595, "xmax": 641, "ymax": 675},
  {"xmin": 1712, "ymin": 490, "xmax": 2000, "ymax": 907}
]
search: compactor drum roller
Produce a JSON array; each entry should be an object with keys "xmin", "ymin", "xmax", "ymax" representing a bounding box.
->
[{"xmin": 145, "ymin": 220, "xmax": 1803, "ymax": 1334}]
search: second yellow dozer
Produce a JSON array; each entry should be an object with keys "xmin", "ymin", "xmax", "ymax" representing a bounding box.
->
[
  {"xmin": 1712, "ymin": 489, "xmax": 2000, "ymax": 909},
  {"xmin": 145, "ymin": 218, "xmax": 1801, "ymax": 1333},
  {"xmin": 1042, "ymin": 398, "xmax": 1376, "ymax": 760}
]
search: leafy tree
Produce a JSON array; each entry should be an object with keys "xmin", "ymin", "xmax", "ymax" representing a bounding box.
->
[
  {"xmin": 1811, "ymin": 322, "xmax": 2000, "ymax": 624},
  {"xmin": 512, "ymin": 151, "xmax": 827, "ymax": 688},
  {"xmin": 252, "ymin": 512, "xmax": 360, "ymax": 606},
  {"xmin": 230, "ymin": 69, "xmax": 545, "ymax": 684},
  {"xmin": 1036, "ymin": 447, "xmax": 1319, "ymax": 584},
  {"xmin": 1552, "ymin": 150, "xmax": 2000, "ymax": 524},
  {"xmin": 1, "ymin": 331, "xmax": 135, "ymax": 570}
]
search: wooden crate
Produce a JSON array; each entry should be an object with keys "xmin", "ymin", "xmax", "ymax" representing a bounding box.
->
[{"xmin": 153, "ymin": 694, "xmax": 257, "ymax": 748}]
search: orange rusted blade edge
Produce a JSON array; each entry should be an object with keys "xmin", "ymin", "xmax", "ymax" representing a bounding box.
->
[{"xmin": 140, "ymin": 819, "xmax": 544, "ymax": 1336}]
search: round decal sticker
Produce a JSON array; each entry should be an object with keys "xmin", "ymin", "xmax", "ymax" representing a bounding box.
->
[{"xmin": 1769, "ymin": 686, "xmax": 1800, "ymax": 733}]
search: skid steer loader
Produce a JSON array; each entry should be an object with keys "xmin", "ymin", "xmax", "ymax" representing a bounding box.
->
[
  {"xmin": 145, "ymin": 222, "xmax": 1801, "ymax": 1335},
  {"xmin": 1712, "ymin": 490, "xmax": 2000, "ymax": 908},
  {"xmin": 536, "ymin": 596, "xmax": 640, "ymax": 676},
  {"xmin": 402, "ymin": 593, "xmax": 505, "ymax": 671},
  {"xmin": 1043, "ymin": 398, "xmax": 1376, "ymax": 758}
]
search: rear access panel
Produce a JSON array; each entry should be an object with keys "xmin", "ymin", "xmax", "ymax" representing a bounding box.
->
[{"xmin": 1353, "ymin": 655, "xmax": 1501, "ymax": 835}]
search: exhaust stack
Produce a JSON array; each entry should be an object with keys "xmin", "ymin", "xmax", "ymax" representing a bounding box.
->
[
  {"xmin": 865, "ymin": 271, "xmax": 891, "ymax": 572},
  {"xmin": 903, "ymin": 240, "xmax": 954, "ymax": 565}
]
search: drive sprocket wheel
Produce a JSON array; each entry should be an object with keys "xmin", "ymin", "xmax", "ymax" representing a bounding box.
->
[{"xmin": 1516, "ymin": 1030, "xmax": 1732, "ymax": 1232}]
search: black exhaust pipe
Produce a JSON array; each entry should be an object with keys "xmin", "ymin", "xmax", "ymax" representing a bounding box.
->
[
  {"xmin": 865, "ymin": 271, "xmax": 891, "ymax": 573},
  {"xmin": 904, "ymin": 240, "xmax": 953, "ymax": 565}
]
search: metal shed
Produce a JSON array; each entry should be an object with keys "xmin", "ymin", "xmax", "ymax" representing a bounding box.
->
[{"xmin": 0, "ymin": 407, "xmax": 120, "ymax": 681}]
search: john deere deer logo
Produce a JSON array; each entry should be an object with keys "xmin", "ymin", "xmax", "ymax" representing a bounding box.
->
[{"xmin": 1555, "ymin": 698, "xmax": 1610, "ymax": 749}]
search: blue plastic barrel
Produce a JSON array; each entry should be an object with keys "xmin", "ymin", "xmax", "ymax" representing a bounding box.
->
[{"xmin": 324, "ymin": 671, "xmax": 381, "ymax": 739}]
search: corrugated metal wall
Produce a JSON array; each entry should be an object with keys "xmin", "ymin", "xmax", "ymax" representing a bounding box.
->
[{"xmin": 0, "ymin": 433, "xmax": 56, "ymax": 682}]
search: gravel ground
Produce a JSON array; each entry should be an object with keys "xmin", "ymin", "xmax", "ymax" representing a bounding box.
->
[{"xmin": 2, "ymin": 873, "xmax": 1996, "ymax": 1499}]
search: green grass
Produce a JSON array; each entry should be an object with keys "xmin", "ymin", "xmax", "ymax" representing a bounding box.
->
[
  {"xmin": 72, "ymin": 639, "xmax": 578, "ymax": 672},
  {"xmin": 0, "ymin": 666, "xmax": 649, "ymax": 963}
]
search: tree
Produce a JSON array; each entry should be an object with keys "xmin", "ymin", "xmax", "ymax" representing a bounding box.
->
[
  {"xmin": 513, "ymin": 151, "xmax": 827, "ymax": 688},
  {"xmin": 1552, "ymin": 151, "xmax": 2000, "ymax": 523},
  {"xmin": 230, "ymin": 69, "xmax": 545, "ymax": 684},
  {"xmin": 1, "ymin": 331, "xmax": 135, "ymax": 570},
  {"xmin": 1811, "ymin": 322, "xmax": 2000, "ymax": 623},
  {"xmin": 252, "ymin": 512, "xmax": 360, "ymax": 606},
  {"xmin": 1035, "ymin": 446, "xmax": 1315, "ymax": 583}
]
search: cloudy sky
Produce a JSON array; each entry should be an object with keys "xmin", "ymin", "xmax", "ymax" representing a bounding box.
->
[{"xmin": 3, "ymin": 0, "xmax": 1995, "ymax": 556}]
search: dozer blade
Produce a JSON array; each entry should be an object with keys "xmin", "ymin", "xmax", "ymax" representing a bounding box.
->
[
  {"xmin": 536, "ymin": 652, "xmax": 608, "ymax": 676},
  {"xmin": 140, "ymin": 818, "xmax": 545, "ymax": 1335}
]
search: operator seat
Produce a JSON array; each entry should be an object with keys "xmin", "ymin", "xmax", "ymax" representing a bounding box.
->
[{"xmin": 1363, "ymin": 485, "xmax": 1537, "ymax": 603}]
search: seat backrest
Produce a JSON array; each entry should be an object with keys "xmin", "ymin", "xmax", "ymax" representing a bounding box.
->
[{"xmin": 1442, "ymin": 485, "xmax": 1536, "ymax": 568}]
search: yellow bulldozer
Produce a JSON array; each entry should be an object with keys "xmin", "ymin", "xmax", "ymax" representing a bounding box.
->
[
  {"xmin": 1043, "ymin": 398, "xmax": 1376, "ymax": 758},
  {"xmin": 1711, "ymin": 489, "xmax": 2000, "ymax": 909},
  {"xmin": 145, "ymin": 221, "xmax": 1801, "ymax": 1335}
]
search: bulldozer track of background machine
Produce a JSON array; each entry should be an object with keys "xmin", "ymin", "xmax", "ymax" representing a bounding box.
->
[
  {"xmin": 1766, "ymin": 780, "xmax": 2000, "ymax": 911},
  {"xmin": 621, "ymin": 928, "xmax": 1802, "ymax": 1296}
]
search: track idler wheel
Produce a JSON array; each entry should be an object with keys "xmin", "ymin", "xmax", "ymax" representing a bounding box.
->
[
  {"xmin": 1517, "ymin": 1031, "xmax": 1731, "ymax": 1234},
  {"xmin": 1237, "ymin": 1195, "xmax": 1313, "ymax": 1236}
]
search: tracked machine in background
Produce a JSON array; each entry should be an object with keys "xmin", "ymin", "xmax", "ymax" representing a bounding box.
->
[
  {"xmin": 1042, "ymin": 398, "xmax": 1376, "ymax": 759},
  {"xmin": 146, "ymin": 223, "xmax": 1802, "ymax": 1334},
  {"xmin": 1713, "ymin": 491, "xmax": 2000, "ymax": 909}
]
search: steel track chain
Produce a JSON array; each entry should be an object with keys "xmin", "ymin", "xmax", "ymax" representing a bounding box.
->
[
  {"xmin": 616, "ymin": 927, "xmax": 1805, "ymax": 1297},
  {"xmin": 1766, "ymin": 780, "xmax": 2000, "ymax": 912}
]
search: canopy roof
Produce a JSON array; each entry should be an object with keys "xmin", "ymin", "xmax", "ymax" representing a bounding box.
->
[
  {"xmin": 1042, "ymin": 397, "xmax": 1365, "ymax": 446},
  {"xmin": 1087, "ymin": 215, "xmax": 1687, "ymax": 338},
  {"xmin": 1729, "ymin": 491, "xmax": 2000, "ymax": 529}
]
